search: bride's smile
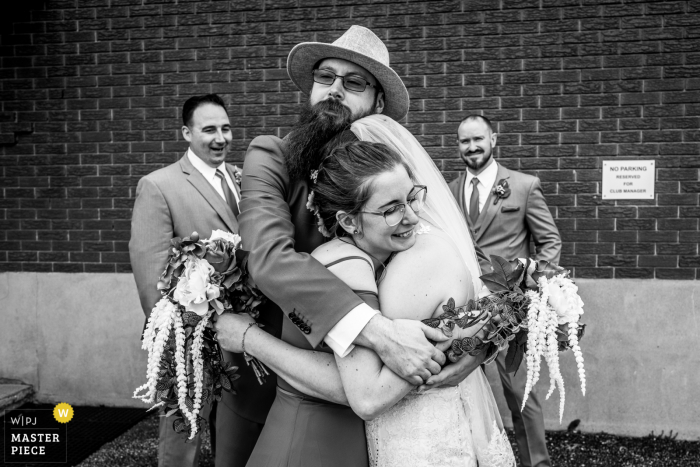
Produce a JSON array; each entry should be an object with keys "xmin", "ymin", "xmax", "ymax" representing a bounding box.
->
[{"xmin": 349, "ymin": 165, "xmax": 422, "ymax": 264}]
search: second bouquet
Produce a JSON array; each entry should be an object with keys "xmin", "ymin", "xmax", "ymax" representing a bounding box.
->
[{"xmin": 423, "ymin": 256, "xmax": 587, "ymax": 422}]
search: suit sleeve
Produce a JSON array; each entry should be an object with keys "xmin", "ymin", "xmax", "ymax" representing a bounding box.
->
[
  {"xmin": 525, "ymin": 177, "xmax": 562, "ymax": 264},
  {"xmin": 239, "ymin": 137, "xmax": 365, "ymax": 348},
  {"xmin": 129, "ymin": 176, "xmax": 173, "ymax": 321}
]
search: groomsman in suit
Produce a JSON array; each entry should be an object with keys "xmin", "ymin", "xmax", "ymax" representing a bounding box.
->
[
  {"xmin": 130, "ymin": 94, "xmax": 277, "ymax": 467},
  {"xmin": 215, "ymin": 25, "xmax": 484, "ymax": 398},
  {"xmin": 448, "ymin": 115, "xmax": 561, "ymax": 467}
]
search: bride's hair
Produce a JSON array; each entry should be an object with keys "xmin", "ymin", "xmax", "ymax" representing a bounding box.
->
[{"xmin": 311, "ymin": 141, "xmax": 415, "ymax": 238}]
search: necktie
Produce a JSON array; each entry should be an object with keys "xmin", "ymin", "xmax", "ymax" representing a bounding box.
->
[
  {"xmin": 469, "ymin": 177, "xmax": 480, "ymax": 225},
  {"xmin": 215, "ymin": 169, "xmax": 240, "ymax": 218}
]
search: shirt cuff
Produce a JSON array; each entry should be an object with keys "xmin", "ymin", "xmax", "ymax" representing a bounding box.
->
[{"xmin": 324, "ymin": 303, "xmax": 379, "ymax": 358}]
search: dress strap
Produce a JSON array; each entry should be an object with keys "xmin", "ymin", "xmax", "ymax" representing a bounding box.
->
[
  {"xmin": 353, "ymin": 290, "xmax": 379, "ymax": 299},
  {"xmin": 323, "ymin": 255, "xmax": 375, "ymax": 273}
]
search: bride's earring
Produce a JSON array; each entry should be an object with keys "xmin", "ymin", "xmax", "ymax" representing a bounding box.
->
[{"xmin": 336, "ymin": 211, "xmax": 359, "ymax": 236}]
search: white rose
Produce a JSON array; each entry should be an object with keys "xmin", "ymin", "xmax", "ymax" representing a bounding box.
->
[
  {"xmin": 173, "ymin": 257, "xmax": 220, "ymax": 316},
  {"xmin": 207, "ymin": 229, "xmax": 241, "ymax": 245},
  {"xmin": 548, "ymin": 282, "xmax": 583, "ymax": 324}
]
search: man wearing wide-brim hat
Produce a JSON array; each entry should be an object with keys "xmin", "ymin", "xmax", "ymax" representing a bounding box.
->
[{"xmin": 214, "ymin": 25, "xmax": 480, "ymax": 466}]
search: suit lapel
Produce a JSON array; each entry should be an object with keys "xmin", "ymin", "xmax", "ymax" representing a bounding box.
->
[
  {"xmin": 179, "ymin": 154, "xmax": 238, "ymax": 233},
  {"xmin": 474, "ymin": 163, "xmax": 509, "ymax": 242}
]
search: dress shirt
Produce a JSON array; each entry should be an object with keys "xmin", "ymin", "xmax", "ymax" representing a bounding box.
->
[
  {"xmin": 187, "ymin": 148, "xmax": 240, "ymax": 205},
  {"xmin": 325, "ymin": 303, "xmax": 379, "ymax": 357},
  {"xmin": 464, "ymin": 159, "xmax": 498, "ymax": 216}
]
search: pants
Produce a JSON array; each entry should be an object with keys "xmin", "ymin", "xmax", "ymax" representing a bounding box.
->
[
  {"xmin": 157, "ymin": 397, "xmax": 265, "ymax": 467},
  {"xmin": 158, "ymin": 347, "xmax": 267, "ymax": 467},
  {"xmin": 495, "ymin": 350, "xmax": 551, "ymax": 467},
  {"xmin": 157, "ymin": 401, "xmax": 211, "ymax": 467}
]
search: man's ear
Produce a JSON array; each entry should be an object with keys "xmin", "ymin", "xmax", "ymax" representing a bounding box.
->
[
  {"xmin": 374, "ymin": 91, "xmax": 385, "ymax": 115},
  {"xmin": 182, "ymin": 125, "xmax": 192, "ymax": 142},
  {"xmin": 336, "ymin": 211, "xmax": 358, "ymax": 235},
  {"xmin": 490, "ymin": 132, "xmax": 498, "ymax": 149}
]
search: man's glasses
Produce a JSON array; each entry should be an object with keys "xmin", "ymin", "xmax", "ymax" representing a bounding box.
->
[
  {"xmin": 311, "ymin": 69, "xmax": 376, "ymax": 93},
  {"xmin": 361, "ymin": 186, "xmax": 428, "ymax": 227}
]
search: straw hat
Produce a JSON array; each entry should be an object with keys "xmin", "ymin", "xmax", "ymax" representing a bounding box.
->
[{"xmin": 287, "ymin": 25, "xmax": 409, "ymax": 121}]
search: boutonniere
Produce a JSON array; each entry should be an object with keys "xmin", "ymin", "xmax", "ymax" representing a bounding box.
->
[
  {"xmin": 232, "ymin": 166, "xmax": 242, "ymax": 187},
  {"xmin": 492, "ymin": 178, "xmax": 510, "ymax": 204}
]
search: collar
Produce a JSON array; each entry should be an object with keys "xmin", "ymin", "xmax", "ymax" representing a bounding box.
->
[
  {"xmin": 187, "ymin": 148, "xmax": 226, "ymax": 182},
  {"xmin": 466, "ymin": 158, "xmax": 498, "ymax": 191}
]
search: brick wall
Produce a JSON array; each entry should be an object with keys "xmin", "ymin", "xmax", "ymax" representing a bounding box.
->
[{"xmin": 1, "ymin": 0, "xmax": 698, "ymax": 278}]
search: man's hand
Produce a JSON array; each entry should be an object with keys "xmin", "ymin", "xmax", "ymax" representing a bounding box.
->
[
  {"xmin": 418, "ymin": 349, "xmax": 487, "ymax": 392},
  {"xmin": 358, "ymin": 315, "xmax": 449, "ymax": 386}
]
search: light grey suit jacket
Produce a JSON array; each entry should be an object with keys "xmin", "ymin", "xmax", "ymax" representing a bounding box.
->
[
  {"xmin": 129, "ymin": 153, "xmax": 280, "ymax": 428},
  {"xmin": 448, "ymin": 162, "xmax": 561, "ymax": 273},
  {"xmin": 129, "ymin": 153, "xmax": 239, "ymax": 320}
]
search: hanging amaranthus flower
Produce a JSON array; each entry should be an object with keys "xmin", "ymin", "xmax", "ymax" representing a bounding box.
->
[
  {"xmin": 134, "ymin": 231, "xmax": 268, "ymax": 439},
  {"xmin": 423, "ymin": 255, "xmax": 587, "ymax": 423}
]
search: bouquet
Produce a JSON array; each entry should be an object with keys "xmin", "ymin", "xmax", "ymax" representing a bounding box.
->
[
  {"xmin": 423, "ymin": 255, "xmax": 586, "ymax": 421},
  {"xmin": 133, "ymin": 230, "xmax": 267, "ymax": 439}
]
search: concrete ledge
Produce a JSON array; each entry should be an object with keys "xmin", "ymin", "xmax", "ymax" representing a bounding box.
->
[
  {"xmin": 1, "ymin": 273, "xmax": 699, "ymax": 439},
  {"xmin": 0, "ymin": 384, "xmax": 34, "ymax": 415}
]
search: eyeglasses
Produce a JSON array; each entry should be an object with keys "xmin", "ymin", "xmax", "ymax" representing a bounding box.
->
[
  {"xmin": 361, "ymin": 186, "xmax": 428, "ymax": 227},
  {"xmin": 311, "ymin": 69, "xmax": 376, "ymax": 93}
]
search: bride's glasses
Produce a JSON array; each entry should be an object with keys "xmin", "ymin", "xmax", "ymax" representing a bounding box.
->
[{"xmin": 361, "ymin": 185, "xmax": 428, "ymax": 227}]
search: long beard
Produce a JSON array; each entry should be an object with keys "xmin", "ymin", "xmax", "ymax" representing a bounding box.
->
[{"xmin": 285, "ymin": 99, "xmax": 370, "ymax": 182}]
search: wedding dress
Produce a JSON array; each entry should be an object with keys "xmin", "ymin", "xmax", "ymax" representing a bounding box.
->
[
  {"xmin": 366, "ymin": 376, "xmax": 514, "ymax": 467},
  {"xmin": 351, "ymin": 115, "xmax": 516, "ymax": 467}
]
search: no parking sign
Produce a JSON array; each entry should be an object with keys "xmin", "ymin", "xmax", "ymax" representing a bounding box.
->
[{"xmin": 602, "ymin": 160, "xmax": 655, "ymax": 200}]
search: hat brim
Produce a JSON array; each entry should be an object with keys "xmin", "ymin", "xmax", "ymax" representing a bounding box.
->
[{"xmin": 287, "ymin": 42, "xmax": 409, "ymax": 121}]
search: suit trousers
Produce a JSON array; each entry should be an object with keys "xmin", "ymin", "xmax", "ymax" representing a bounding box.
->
[
  {"xmin": 211, "ymin": 389, "xmax": 265, "ymax": 467},
  {"xmin": 158, "ymin": 401, "xmax": 211, "ymax": 467},
  {"xmin": 157, "ymin": 395, "xmax": 265, "ymax": 467},
  {"xmin": 157, "ymin": 348, "xmax": 266, "ymax": 467},
  {"xmin": 495, "ymin": 350, "xmax": 551, "ymax": 467}
]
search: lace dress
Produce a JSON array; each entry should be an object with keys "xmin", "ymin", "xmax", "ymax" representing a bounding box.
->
[
  {"xmin": 366, "ymin": 376, "xmax": 514, "ymax": 467},
  {"xmin": 366, "ymin": 225, "xmax": 515, "ymax": 467}
]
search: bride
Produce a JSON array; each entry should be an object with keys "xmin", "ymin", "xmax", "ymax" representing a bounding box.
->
[{"xmin": 215, "ymin": 115, "xmax": 515, "ymax": 467}]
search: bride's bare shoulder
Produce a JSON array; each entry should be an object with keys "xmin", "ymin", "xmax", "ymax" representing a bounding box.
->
[
  {"xmin": 391, "ymin": 222, "xmax": 463, "ymax": 269},
  {"xmin": 379, "ymin": 222, "xmax": 471, "ymax": 320}
]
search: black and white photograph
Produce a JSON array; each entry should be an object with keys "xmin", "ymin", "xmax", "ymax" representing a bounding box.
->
[{"xmin": 1, "ymin": 0, "xmax": 699, "ymax": 466}]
